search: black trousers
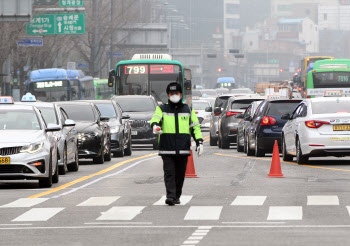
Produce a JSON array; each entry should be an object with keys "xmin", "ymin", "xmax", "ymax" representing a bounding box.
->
[{"xmin": 162, "ymin": 155, "xmax": 188, "ymax": 200}]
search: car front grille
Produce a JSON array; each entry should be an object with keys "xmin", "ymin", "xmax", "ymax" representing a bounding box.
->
[
  {"xmin": 0, "ymin": 147, "xmax": 22, "ymax": 156},
  {"xmin": 130, "ymin": 120, "xmax": 148, "ymax": 128},
  {"xmin": 0, "ymin": 165, "xmax": 33, "ymax": 174}
]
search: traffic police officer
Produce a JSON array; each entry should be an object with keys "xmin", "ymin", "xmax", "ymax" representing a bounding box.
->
[{"xmin": 150, "ymin": 82, "xmax": 203, "ymax": 206}]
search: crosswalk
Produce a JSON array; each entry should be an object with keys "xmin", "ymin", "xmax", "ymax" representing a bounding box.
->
[{"xmin": 1, "ymin": 195, "xmax": 350, "ymax": 223}]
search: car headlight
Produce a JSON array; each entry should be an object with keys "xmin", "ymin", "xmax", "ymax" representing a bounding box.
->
[
  {"xmin": 21, "ymin": 142, "xmax": 44, "ymax": 154},
  {"xmin": 110, "ymin": 126, "xmax": 120, "ymax": 134}
]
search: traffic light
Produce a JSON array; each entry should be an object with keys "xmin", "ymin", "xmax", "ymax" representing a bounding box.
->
[
  {"xmin": 279, "ymin": 68, "xmax": 284, "ymax": 72},
  {"xmin": 297, "ymin": 69, "xmax": 301, "ymax": 73},
  {"xmin": 218, "ymin": 68, "xmax": 222, "ymax": 72}
]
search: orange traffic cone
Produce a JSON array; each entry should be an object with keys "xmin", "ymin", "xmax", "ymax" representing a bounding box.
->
[
  {"xmin": 267, "ymin": 140, "xmax": 284, "ymax": 178},
  {"xmin": 185, "ymin": 148, "xmax": 198, "ymax": 178}
]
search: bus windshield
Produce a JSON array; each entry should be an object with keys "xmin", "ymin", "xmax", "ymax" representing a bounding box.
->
[
  {"xmin": 313, "ymin": 72, "xmax": 350, "ymax": 88},
  {"xmin": 29, "ymin": 80, "xmax": 70, "ymax": 102},
  {"xmin": 118, "ymin": 64, "xmax": 182, "ymax": 104}
]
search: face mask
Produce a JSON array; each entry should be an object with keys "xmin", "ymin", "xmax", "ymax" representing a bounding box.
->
[{"xmin": 169, "ymin": 94, "xmax": 181, "ymax": 103}]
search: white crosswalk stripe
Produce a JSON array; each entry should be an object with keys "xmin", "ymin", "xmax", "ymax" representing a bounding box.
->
[
  {"xmin": 267, "ymin": 206, "xmax": 303, "ymax": 220},
  {"xmin": 12, "ymin": 208, "xmax": 65, "ymax": 222},
  {"xmin": 307, "ymin": 196, "xmax": 339, "ymax": 205},
  {"xmin": 97, "ymin": 206, "xmax": 145, "ymax": 221},
  {"xmin": 0, "ymin": 198, "xmax": 49, "ymax": 208},
  {"xmin": 231, "ymin": 196, "xmax": 267, "ymax": 206},
  {"xmin": 184, "ymin": 206, "xmax": 223, "ymax": 220},
  {"xmin": 153, "ymin": 195, "xmax": 193, "ymax": 205},
  {"xmin": 77, "ymin": 196, "xmax": 120, "ymax": 206}
]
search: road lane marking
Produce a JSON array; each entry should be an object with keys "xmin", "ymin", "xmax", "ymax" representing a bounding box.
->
[
  {"xmin": 222, "ymin": 222, "xmax": 286, "ymax": 224},
  {"xmin": 77, "ymin": 196, "xmax": 121, "ymax": 207},
  {"xmin": 307, "ymin": 196, "xmax": 339, "ymax": 205},
  {"xmin": 97, "ymin": 206, "xmax": 145, "ymax": 221},
  {"xmin": 267, "ymin": 206, "xmax": 302, "ymax": 220},
  {"xmin": 0, "ymin": 198, "xmax": 49, "ymax": 208},
  {"xmin": 231, "ymin": 196, "xmax": 267, "ymax": 206},
  {"xmin": 153, "ymin": 195, "xmax": 193, "ymax": 205},
  {"xmin": 85, "ymin": 222, "xmax": 152, "ymax": 225},
  {"xmin": 0, "ymin": 224, "xmax": 33, "ymax": 226},
  {"xmin": 28, "ymin": 153, "xmax": 157, "ymax": 199},
  {"xmin": 51, "ymin": 156, "xmax": 159, "ymax": 199},
  {"xmin": 215, "ymin": 153, "xmax": 350, "ymax": 172},
  {"xmin": 12, "ymin": 208, "xmax": 64, "ymax": 222},
  {"xmin": 184, "ymin": 206, "xmax": 222, "ymax": 220}
]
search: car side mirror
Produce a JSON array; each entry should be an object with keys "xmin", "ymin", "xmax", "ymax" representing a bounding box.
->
[
  {"xmin": 214, "ymin": 107, "xmax": 221, "ymax": 114},
  {"xmin": 122, "ymin": 113, "xmax": 130, "ymax": 120},
  {"xmin": 100, "ymin": 116, "xmax": 110, "ymax": 122},
  {"xmin": 64, "ymin": 119, "xmax": 75, "ymax": 127},
  {"xmin": 235, "ymin": 114, "xmax": 244, "ymax": 119},
  {"xmin": 46, "ymin": 123, "xmax": 61, "ymax": 132},
  {"xmin": 281, "ymin": 113, "xmax": 291, "ymax": 120},
  {"xmin": 245, "ymin": 116, "xmax": 252, "ymax": 121},
  {"xmin": 205, "ymin": 107, "xmax": 212, "ymax": 112}
]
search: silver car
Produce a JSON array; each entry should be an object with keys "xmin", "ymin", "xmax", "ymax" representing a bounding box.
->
[
  {"xmin": 0, "ymin": 100, "xmax": 60, "ymax": 188},
  {"xmin": 18, "ymin": 100, "xmax": 79, "ymax": 175},
  {"xmin": 192, "ymin": 99, "xmax": 211, "ymax": 129}
]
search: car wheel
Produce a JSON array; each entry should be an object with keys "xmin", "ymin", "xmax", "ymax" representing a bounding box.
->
[
  {"xmin": 209, "ymin": 134, "xmax": 217, "ymax": 146},
  {"xmin": 282, "ymin": 137, "xmax": 293, "ymax": 162},
  {"xmin": 114, "ymin": 138, "xmax": 125, "ymax": 157},
  {"xmin": 296, "ymin": 138, "xmax": 308, "ymax": 164},
  {"xmin": 93, "ymin": 144, "xmax": 105, "ymax": 164},
  {"xmin": 124, "ymin": 135, "xmax": 132, "ymax": 156},
  {"xmin": 39, "ymin": 151, "xmax": 53, "ymax": 188},
  {"xmin": 237, "ymin": 132, "xmax": 244, "ymax": 152},
  {"xmin": 59, "ymin": 145, "xmax": 67, "ymax": 175},
  {"xmin": 221, "ymin": 136, "xmax": 230, "ymax": 149},
  {"xmin": 52, "ymin": 155, "xmax": 59, "ymax": 184},
  {"xmin": 104, "ymin": 142, "xmax": 112, "ymax": 161},
  {"xmin": 255, "ymin": 135, "xmax": 265, "ymax": 157},
  {"xmin": 218, "ymin": 134, "xmax": 222, "ymax": 148},
  {"xmin": 246, "ymin": 135, "xmax": 254, "ymax": 156},
  {"xmin": 68, "ymin": 148, "xmax": 79, "ymax": 172}
]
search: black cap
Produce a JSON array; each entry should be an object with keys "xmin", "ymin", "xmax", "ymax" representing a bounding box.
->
[{"xmin": 166, "ymin": 82, "xmax": 182, "ymax": 94}]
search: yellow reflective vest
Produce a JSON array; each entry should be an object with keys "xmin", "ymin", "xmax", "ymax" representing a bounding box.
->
[{"xmin": 150, "ymin": 102, "xmax": 203, "ymax": 156}]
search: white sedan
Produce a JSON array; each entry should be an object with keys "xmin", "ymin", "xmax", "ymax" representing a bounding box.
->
[{"xmin": 282, "ymin": 97, "xmax": 350, "ymax": 164}]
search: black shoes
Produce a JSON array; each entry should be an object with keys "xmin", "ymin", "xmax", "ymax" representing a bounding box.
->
[
  {"xmin": 174, "ymin": 199, "xmax": 181, "ymax": 204},
  {"xmin": 165, "ymin": 198, "xmax": 175, "ymax": 206}
]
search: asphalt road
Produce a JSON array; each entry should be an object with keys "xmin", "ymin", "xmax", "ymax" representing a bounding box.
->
[{"xmin": 1, "ymin": 132, "xmax": 350, "ymax": 245}]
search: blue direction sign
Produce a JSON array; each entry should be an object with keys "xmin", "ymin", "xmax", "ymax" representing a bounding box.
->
[
  {"xmin": 17, "ymin": 38, "xmax": 43, "ymax": 47},
  {"xmin": 77, "ymin": 63, "xmax": 89, "ymax": 68}
]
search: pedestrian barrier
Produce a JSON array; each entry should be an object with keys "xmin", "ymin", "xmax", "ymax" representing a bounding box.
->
[
  {"xmin": 267, "ymin": 140, "xmax": 284, "ymax": 178},
  {"xmin": 185, "ymin": 147, "xmax": 198, "ymax": 178}
]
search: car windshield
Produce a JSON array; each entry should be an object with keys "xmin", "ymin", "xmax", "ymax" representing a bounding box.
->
[
  {"xmin": 0, "ymin": 110, "xmax": 41, "ymax": 130},
  {"xmin": 200, "ymin": 90, "xmax": 217, "ymax": 97},
  {"xmin": 114, "ymin": 98, "xmax": 156, "ymax": 112},
  {"xmin": 231, "ymin": 99, "xmax": 263, "ymax": 110},
  {"xmin": 267, "ymin": 101, "xmax": 302, "ymax": 116},
  {"xmin": 59, "ymin": 104, "xmax": 95, "ymax": 122},
  {"xmin": 214, "ymin": 96, "xmax": 230, "ymax": 109},
  {"xmin": 95, "ymin": 103, "xmax": 117, "ymax": 118},
  {"xmin": 193, "ymin": 101, "xmax": 210, "ymax": 110},
  {"xmin": 312, "ymin": 100, "xmax": 350, "ymax": 114},
  {"xmin": 37, "ymin": 107, "xmax": 58, "ymax": 125}
]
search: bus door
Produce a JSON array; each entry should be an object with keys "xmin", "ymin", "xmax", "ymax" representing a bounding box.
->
[{"xmin": 70, "ymin": 79, "xmax": 82, "ymax": 100}]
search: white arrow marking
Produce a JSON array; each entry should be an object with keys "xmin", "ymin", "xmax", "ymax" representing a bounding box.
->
[{"xmin": 58, "ymin": 22, "xmax": 62, "ymax": 33}]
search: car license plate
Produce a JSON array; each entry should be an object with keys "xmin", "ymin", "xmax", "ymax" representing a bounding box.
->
[
  {"xmin": 0, "ymin": 157, "xmax": 10, "ymax": 164},
  {"xmin": 333, "ymin": 125, "xmax": 350, "ymax": 131},
  {"xmin": 131, "ymin": 131, "xmax": 138, "ymax": 136}
]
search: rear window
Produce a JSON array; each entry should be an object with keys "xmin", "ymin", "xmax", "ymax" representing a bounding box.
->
[
  {"xmin": 267, "ymin": 100, "xmax": 301, "ymax": 116},
  {"xmin": 59, "ymin": 104, "xmax": 95, "ymax": 122},
  {"xmin": 312, "ymin": 100, "xmax": 350, "ymax": 114},
  {"xmin": 215, "ymin": 96, "xmax": 230, "ymax": 108},
  {"xmin": 231, "ymin": 99, "xmax": 263, "ymax": 110}
]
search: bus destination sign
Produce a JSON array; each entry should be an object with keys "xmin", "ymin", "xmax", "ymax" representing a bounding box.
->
[
  {"xmin": 150, "ymin": 65, "xmax": 174, "ymax": 74},
  {"xmin": 36, "ymin": 81, "xmax": 63, "ymax": 88},
  {"xmin": 125, "ymin": 66, "xmax": 148, "ymax": 74}
]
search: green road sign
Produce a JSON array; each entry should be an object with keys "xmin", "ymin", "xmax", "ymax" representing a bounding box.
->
[
  {"xmin": 26, "ymin": 13, "xmax": 85, "ymax": 35},
  {"xmin": 60, "ymin": 0, "xmax": 84, "ymax": 7},
  {"xmin": 269, "ymin": 59, "xmax": 279, "ymax": 64}
]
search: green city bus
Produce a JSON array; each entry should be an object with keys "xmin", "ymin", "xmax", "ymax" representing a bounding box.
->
[
  {"xmin": 93, "ymin": 78, "xmax": 114, "ymax": 99},
  {"xmin": 108, "ymin": 54, "xmax": 193, "ymax": 106},
  {"xmin": 306, "ymin": 59, "xmax": 350, "ymax": 97}
]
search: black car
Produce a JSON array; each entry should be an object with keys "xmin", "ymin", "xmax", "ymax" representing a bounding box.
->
[
  {"xmin": 82, "ymin": 100, "xmax": 132, "ymax": 157},
  {"xmin": 57, "ymin": 101, "xmax": 111, "ymax": 164},
  {"xmin": 112, "ymin": 95, "xmax": 159, "ymax": 150},
  {"xmin": 245, "ymin": 99, "xmax": 302, "ymax": 157}
]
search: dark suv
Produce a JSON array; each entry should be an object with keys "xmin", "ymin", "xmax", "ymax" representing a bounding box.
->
[
  {"xmin": 112, "ymin": 95, "xmax": 159, "ymax": 150},
  {"xmin": 245, "ymin": 99, "xmax": 302, "ymax": 157}
]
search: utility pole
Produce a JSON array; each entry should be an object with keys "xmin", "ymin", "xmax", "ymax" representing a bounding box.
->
[
  {"xmin": 93, "ymin": 0, "xmax": 100, "ymax": 77},
  {"xmin": 108, "ymin": 0, "xmax": 113, "ymax": 71}
]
